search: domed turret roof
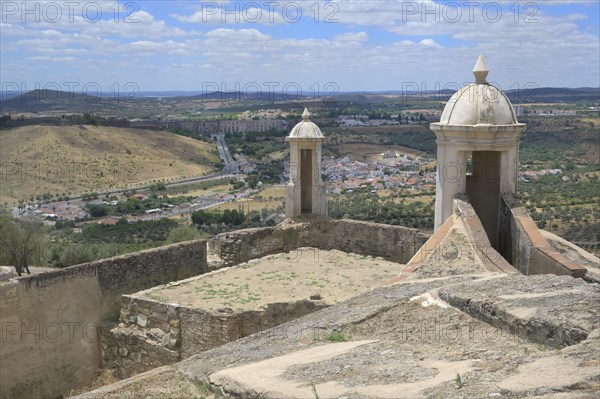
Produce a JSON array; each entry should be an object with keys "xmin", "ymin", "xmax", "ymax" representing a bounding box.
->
[
  {"xmin": 438, "ymin": 55, "xmax": 519, "ymax": 126},
  {"xmin": 287, "ymin": 108, "xmax": 324, "ymax": 140}
]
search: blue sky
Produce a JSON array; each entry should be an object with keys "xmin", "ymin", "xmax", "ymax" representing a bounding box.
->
[{"xmin": 1, "ymin": 0, "xmax": 599, "ymax": 93}]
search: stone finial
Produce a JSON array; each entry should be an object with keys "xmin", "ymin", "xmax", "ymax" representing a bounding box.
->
[
  {"xmin": 302, "ymin": 107, "xmax": 310, "ymax": 121},
  {"xmin": 473, "ymin": 54, "xmax": 489, "ymax": 84}
]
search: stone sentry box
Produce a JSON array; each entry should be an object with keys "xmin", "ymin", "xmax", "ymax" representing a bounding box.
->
[
  {"xmin": 285, "ymin": 108, "xmax": 327, "ymax": 218},
  {"xmin": 430, "ymin": 55, "xmax": 526, "ymax": 249}
]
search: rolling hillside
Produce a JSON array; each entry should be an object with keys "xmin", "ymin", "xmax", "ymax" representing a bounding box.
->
[{"xmin": 0, "ymin": 125, "xmax": 220, "ymax": 203}]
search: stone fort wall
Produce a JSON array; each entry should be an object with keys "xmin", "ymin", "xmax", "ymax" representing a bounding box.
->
[
  {"xmin": 0, "ymin": 240, "xmax": 207, "ymax": 399},
  {"xmin": 0, "ymin": 218, "xmax": 428, "ymax": 398},
  {"xmin": 103, "ymin": 290, "xmax": 326, "ymax": 379},
  {"xmin": 498, "ymin": 194, "xmax": 586, "ymax": 278},
  {"xmin": 100, "ymin": 219, "xmax": 428, "ymax": 379},
  {"xmin": 210, "ymin": 218, "xmax": 429, "ymax": 266}
]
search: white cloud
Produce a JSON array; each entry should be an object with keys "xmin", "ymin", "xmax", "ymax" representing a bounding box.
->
[
  {"xmin": 170, "ymin": 3, "xmax": 288, "ymax": 25},
  {"xmin": 334, "ymin": 32, "xmax": 368, "ymax": 42},
  {"xmin": 1, "ymin": 4, "xmax": 187, "ymax": 39},
  {"xmin": 205, "ymin": 28, "xmax": 270, "ymax": 40},
  {"xmin": 419, "ymin": 38, "xmax": 442, "ymax": 48},
  {"xmin": 1, "ymin": 0, "xmax": 597, "ymax": 90},
  {"xmin": 28, "ymin": 56, "xmax": 76, "ymax": 62}
]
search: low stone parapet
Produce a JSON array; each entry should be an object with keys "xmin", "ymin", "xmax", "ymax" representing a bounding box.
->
[
  {"xmin": 101, "ymin": 289, "xmax": 327, "ymax": 378},
  {"xmin": 499, "ymin": 194, "xmax": 587, "ymax": 278},
  {"xmin": 209, "ymin": 218, "xmax": 428, "ymax": 266}
]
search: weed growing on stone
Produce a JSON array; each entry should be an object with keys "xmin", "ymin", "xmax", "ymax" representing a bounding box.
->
[
  {"xmin": 326, "ymin": 332, "xmax": 347, "ymax": 342},
  {"xmin": 537, "ymin": 344, "xmax": 547, "ymax": 352},
  {"xmin": 455, "ymin": 373, "xmax": 463, "ymax": 389},
  {"xmin": 310, "ymin": 381, "xmax": 320, "ymax": 399},
  {"xmin": 197, "ymin": 380, "xmax": 229, "ymax": 399},
  {"xmin": 148, "ymin": 295, "xmax": 167, "ymax": 303}
]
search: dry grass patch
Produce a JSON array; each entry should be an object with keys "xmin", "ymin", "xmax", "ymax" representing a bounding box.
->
[
  {"xmin": 145, "ymin": 248, "xmax": 404, "ymax": 311},
  {"xmin": 0, "ymin": 125, "xmax": 219, "ymax": 202}
]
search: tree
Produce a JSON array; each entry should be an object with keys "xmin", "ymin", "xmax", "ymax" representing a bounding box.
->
[
  {"xmin": 87, "ymin": 203, "xmax": 107, "ymax": 218},
  {"xmin": 246, "ymin": 174, "xmax": 260, "ymax": 189},
  {"xmin": 191, "ymin": 210, "xmax": 213, "ymax": 226},
  {"xmin": 232, "ymin": 181, "xmax": 245, "ymax": 190},
  {"xmin": 150, "ymin": 181, "xmax": 167, "ymax": 192},
  {"xmin": 0, "ymin": 211, "xmax": 46, "ymax": 276},
  {"xmin": 167, "ymin": 224, "xmax": 199, "ymax": 244}
]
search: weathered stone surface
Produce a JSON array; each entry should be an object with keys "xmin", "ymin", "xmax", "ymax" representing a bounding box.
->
[
  {"xmin": 138, "ymin": 307, "xmax": 151, "ymax": 316},
  {"xmin": 174, "ymin": 276, "xmax": 479, "ymax": 378},
  {"xmin": 72, "ymin": 366, "xmax": 205, "ymax": 399},
  {"xmin": 167, "ymin": 303, "xmax": 179, "ymax": 319},
  {"xmin": 209, "ymin": 218, "xmax": 428, "ymax": 266},
  {"xmin": 178, "ymin": 300, "xmax": 329, "ymax": 358},
  {"xmin": 438, "ymin": 274, "xmax": 600, "ymax": 347},
  {"xmin": 499, "ymin": 194, "xmax": 587, "ymax": 278},
  {"xmin": 132, "ymin": 352, "xmax": 141, "ymax": 364},
  {"xmin": 150, "ymin": 328, "xmax": 165, "ymax": 339},
  {"xmin": 0, "ymin": 266, "xmax": 14, "ymax": 281},
  {"xmin": 78, "ymin": 274, "xmax": 599, "ymax": 399},
  {"xmin": 541, "ymin": 229, "xmax": 600, "ymax": 283},
  {"xmin": 136, "ymin": 314, "xmax": 147, "ymax": 328},
  {"xmin": 76, "ymin": 219, "xmax": 598, "ymax": 398}
]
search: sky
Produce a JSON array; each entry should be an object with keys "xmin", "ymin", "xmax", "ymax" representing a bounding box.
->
[{"xmin": 1, "ymin": 0, "xmax": 599, "ymax": 94}]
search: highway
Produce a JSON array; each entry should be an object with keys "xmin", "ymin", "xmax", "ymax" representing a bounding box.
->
[{"xmin": 215, "ymin": 133, "xmax": 240, "ymax": 174}]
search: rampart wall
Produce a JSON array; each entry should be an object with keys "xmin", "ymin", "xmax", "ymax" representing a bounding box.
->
[
  {"xmin": 101, "ymin": 218, "xmax": 428, "ymax": 379},
  {"xmin": 498, "ymin": 194, "xmax": 586, "ymax": 278},
  {"xmin": 1, "ymin": 218, "xmax": 429, "ymax": 398},
  {"xmin": 210, "ymin": 218, "xmax": 429, "ymax": 266},
  {"xmin": 0, "ymin": 240, "xmax": 207, "ymax": 399},
  {"xmin": 103, "ymin": 288, "xmax": 326, "ymax": 378}
]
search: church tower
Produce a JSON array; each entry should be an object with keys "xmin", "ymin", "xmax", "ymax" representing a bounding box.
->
[
  {"xmin": 430, "ymin": 55, "xmax": 526, "ymax": 248},
  {"xmin": 285, "ymin": 108, "xmax": 327, "ymax": 218}
]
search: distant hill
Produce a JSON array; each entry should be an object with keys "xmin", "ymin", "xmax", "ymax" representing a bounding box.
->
[
  {"xmin": 504, "ymin": 87, "xmax": 600, "ymax": 103},
  {"xmin": 0, "ymin": 125, "xmax": 220, "ymax": 203},
  {"xmin": 0, "ymin": 89, "xmax": 127, "ymax": 114},
  {"xmin": 2, "ymin": 87, "xmax": 597, "ymax": 116},
  {"xmin": 183, "ymin": 90, "xmax": 310, "ymax": 102}
]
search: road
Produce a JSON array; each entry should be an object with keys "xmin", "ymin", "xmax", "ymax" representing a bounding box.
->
[{"xmin": 215, "ymin": 133, "xmax": 240, "ymax": 174}]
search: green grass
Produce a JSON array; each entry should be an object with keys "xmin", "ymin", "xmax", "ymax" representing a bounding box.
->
[
  {"xmin": 455, "ymin": 372, "xmax": 463, "ymax": 389},
  {"xmin": 326, "ymin": 332, "xmax": 348, "ymax": 342},
  {"xmin": 310, "ymin": 381, "xmax": 320, "ymax": 399}
]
